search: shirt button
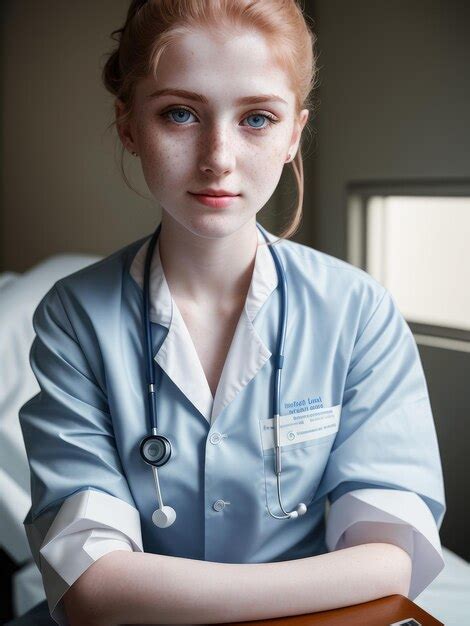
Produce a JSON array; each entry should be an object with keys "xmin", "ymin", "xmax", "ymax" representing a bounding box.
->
[
  {"xmin": 213, "ymin": 499, "xmax": 229, "ymax": 511},
  {"xmin": 209, "ymin": 432, "xmax": 223, "ymax": 444}
]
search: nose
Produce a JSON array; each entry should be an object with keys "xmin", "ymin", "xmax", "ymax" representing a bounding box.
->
[{"xmin": 199, "ymin": 124, "xmax": 236, "ymax": 176}]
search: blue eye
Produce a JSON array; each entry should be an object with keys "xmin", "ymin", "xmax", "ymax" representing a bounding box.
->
[
  {"xmin": 166, "ymin": 108, "xmax": 194, "ymax": 124},
  {"xmin": 160, "ymin": 107, "xmax": 278, "ymax": 132},
  {"xmin": 245, "ymin": 114, "xmax": 268, "ymax": 129}
]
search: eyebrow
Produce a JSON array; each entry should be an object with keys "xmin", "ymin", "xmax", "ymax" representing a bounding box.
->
[{"xmin": 146, "ymin": 88, "xmax": 288, "ymax": 107}]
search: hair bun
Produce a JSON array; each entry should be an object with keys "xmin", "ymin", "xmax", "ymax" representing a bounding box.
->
[{"xmin": 127, "ymin": 0, "xmax": 149, "ymax": 19}]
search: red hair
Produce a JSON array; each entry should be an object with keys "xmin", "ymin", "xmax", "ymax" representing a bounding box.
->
[{"xmin": 102, "ymin": 0, "xmax": 318, "ymax": 240}]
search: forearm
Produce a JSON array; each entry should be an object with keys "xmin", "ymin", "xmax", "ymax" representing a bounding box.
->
[{"xmin": 77, "ymin": 542, "xmax": 411, "ymax": 625}]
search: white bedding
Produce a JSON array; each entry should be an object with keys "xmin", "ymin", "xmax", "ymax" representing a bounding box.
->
[
  {"xmin": 414, "ymin": 546, "xmax": 470, "ymax": 624},
  {"xmin": 0, "ymin": 255, "xmax": 102, "ymax": 566},
  {"xmin": 1, "ymin": 261, "xmax": 469, "ymax": 623}
]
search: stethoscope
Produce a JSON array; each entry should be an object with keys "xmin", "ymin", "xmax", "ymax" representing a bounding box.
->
[{"xmin": 139, "ymin": 222, "xmax": 308, "ymax": 528}]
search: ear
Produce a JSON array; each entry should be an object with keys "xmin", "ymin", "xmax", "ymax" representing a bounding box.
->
[
  {"xmin": 287, "ymin": 108, "xmax": 310, "ymax": 160},
  {"xmin": 115, "ymin": 98, "xmax": 138, "ymax": 155}
]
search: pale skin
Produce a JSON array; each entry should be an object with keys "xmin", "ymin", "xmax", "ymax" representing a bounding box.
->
[
  {"xmin": 63, "ymin": 26, "xmax": 412, "ymax": 626},
  {"xmin": 117, "ymin": 27, "xmax": 310, "ymax": 400},
  {"xmin": 64, "ymin": 544, "xmax": 412, "ymax": 626}
]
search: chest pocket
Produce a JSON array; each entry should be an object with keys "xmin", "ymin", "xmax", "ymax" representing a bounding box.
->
[{"xmin": 260, "ymin": 432, "xmax": 335, "ymax": 516}]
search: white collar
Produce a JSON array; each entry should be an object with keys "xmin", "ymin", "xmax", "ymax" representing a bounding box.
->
[
  {"xmin": 128, "ymin": 225, "xmax": 280, "ymax": 424},
  {"xmin": 129, "ymin": 225, "xmax": 279, "ymax": 327}
]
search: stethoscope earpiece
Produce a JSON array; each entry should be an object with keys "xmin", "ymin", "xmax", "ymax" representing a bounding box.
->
[
  {"xmin": 294, "ymin": 503, "xmax": 308, "ymax": 518},
  {"xmin": 152, "ymin": 505, "xmax": 177, "ymax": 528},
  {"xmin": 297, "ymin": 503, "xmax": 308, "ymax": 515},
  {"xmin": 140, "ymin": 222, "xmax": 309, "ymax": 528}
]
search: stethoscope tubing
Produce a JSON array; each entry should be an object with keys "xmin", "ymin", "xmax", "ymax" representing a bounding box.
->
[
  {"xmin": 140, "ymin": 221, "xmax": 307, "ymax": 523},
  {"xmin": 143, "ymin": 222, "xmax": 162, "ymax": 434}
]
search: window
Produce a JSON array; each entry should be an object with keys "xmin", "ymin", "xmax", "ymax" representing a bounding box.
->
[{"xmin": 347, "ymin": 180, "xmax": 470, "ymax": 352}]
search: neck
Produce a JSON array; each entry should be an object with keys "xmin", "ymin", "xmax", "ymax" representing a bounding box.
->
[{"xmin": 158, "ymin": 213, "xmax": 259, "ymax": 308}]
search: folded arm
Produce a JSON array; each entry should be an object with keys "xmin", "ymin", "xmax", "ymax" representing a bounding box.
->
[{"xmin": 64, "ymin": 542, "xmax": 411, "ymax": 625}]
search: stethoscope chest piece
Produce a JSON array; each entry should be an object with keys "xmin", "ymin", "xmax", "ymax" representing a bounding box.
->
[{"xmin": 140, "ymin": 434, "xmax": 172, "ymax": 467}]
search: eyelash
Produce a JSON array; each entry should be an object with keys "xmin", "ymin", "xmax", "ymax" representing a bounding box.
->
[{"xmin": 159, "ymin": 106, "xmax": 279, "ymax": 133}]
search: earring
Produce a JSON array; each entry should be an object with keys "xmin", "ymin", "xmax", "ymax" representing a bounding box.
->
[
  {"xmin": 131, "ymin": 151, "xmax": 138, "ymax": 157},
  {"xmin": 286, "ymin": 152, "xmax": 292, "ymax": 163}
]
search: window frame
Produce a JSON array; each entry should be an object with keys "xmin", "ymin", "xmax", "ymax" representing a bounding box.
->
[{"xmin": 346, "ymin": 178, "xmax": 470, "ymax": 348}]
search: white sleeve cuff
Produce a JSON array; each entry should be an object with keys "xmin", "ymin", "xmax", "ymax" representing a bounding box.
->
[
  {"xmin": 37, "ymin": 489, "xmax": 144, "ymax": 626},
  {"xmin": 325, "ymin": 488, "xmax": 445, "ymax": 600}
]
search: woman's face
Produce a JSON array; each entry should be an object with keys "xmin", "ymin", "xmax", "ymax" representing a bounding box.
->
[{"xmin": 117, "ymin": 28, "xmax": 309, "ymax": 239}]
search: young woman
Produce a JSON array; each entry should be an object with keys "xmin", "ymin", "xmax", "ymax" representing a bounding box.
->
[{"xmin": 19, "ymin": 1, "xmax": 446, "ymax": 625}]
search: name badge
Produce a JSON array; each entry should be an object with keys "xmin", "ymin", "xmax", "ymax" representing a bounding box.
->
[{"xmin": 260, "ymin": 405, "xmax": 341, "ymax": 451}]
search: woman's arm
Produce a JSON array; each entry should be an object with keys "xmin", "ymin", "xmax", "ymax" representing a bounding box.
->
[{"xmin": 66, "ymin": 542, "xmax": 411, "ymax": 625}]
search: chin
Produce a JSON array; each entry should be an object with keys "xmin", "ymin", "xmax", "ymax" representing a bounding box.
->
[{"xmin": 182, "ymin": 212, "xmax": 250, "ymax": 240}]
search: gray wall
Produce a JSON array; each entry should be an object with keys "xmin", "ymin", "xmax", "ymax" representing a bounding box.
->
[
  {"xmin": 308, "ymin": 0, "xmax": 470, "ymax": 255},
  {"xmin": 1, "ymin": 1, "xmax": 157, "ymax": 272}
]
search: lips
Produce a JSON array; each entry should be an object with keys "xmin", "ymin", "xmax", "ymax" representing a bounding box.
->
[
  {"xmin": 190, "ymin": 190, "xmax": 239, "ymax": 197},
  {"xmin": 188, "ymin": 192, "xmax": 240, "ymax": 208}
]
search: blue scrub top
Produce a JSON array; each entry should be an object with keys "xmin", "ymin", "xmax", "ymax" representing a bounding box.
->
[{"xmin": 19, "ymin": 223, "xmax": 446, "ymax": 621}]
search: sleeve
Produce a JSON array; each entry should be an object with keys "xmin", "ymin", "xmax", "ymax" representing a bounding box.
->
[
  {"xmin": 318, "ymin": 287, "xmax": 446, "ymax": 600},
  {"xmin": 19, "ymin": 284, "xmax": 144, "ymax": 626}
]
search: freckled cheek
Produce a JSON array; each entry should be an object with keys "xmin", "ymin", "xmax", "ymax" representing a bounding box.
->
[
  {"xmin": 247, "ymin": 150, "xmax": 285, "ymax": 188},
  {"xmin": 139, "ymin": 131, "xmax": 286, "ymax": 183},
  {"xmin": 236, "ymin": 143, "xmax": 285, "ymax": 174},
  {"xmin": 270, "ymin": 141, "xmax": 288, "ymax": 162},
  {"xmin": 139, "ymin": 149, "xmax": 194, "ymax": 200}
]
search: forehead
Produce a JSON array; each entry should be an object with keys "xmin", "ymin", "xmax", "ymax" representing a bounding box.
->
[{"xmin": 138, "ymin": 29, "xmax": 294, "ymax": 107}]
